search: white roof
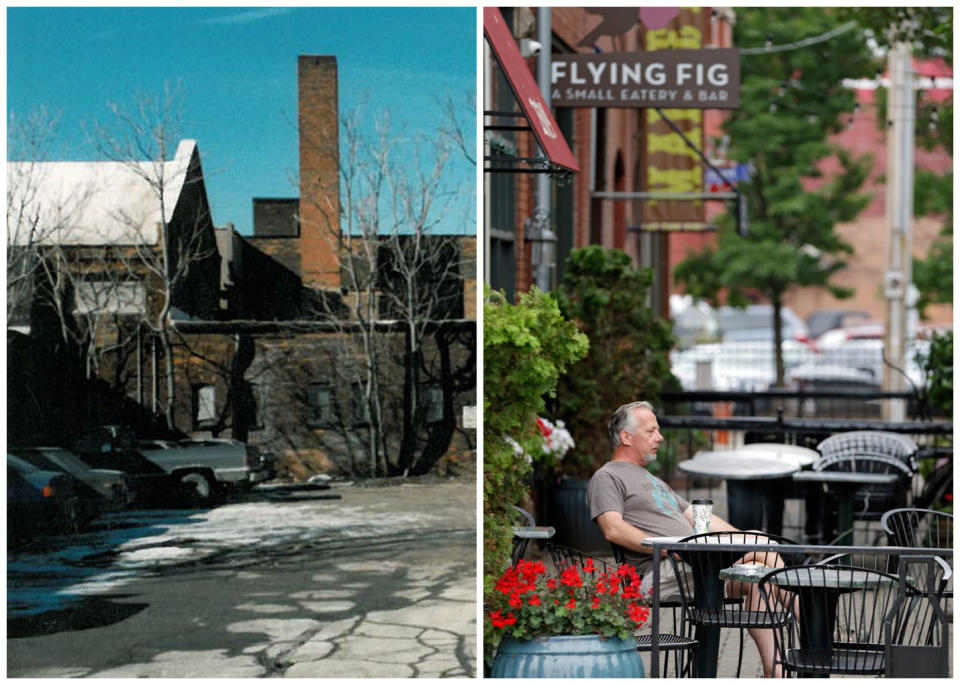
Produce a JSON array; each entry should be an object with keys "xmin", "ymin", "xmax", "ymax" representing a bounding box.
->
[{"xmin": 7, "ymin": 139, "xmax": 197, "ymax": 247}]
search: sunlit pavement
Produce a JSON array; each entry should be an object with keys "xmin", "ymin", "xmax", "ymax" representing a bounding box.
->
[{"xmin": 7, "ymin": 480, "xmax": 476, "ymax": 678}]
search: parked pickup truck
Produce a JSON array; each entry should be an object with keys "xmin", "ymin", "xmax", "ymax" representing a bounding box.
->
[{"xmin": 137, "ymin": 438, "xmax": 274, "ymax": 502}]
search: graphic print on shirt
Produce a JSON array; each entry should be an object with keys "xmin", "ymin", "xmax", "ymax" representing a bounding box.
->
[{"xmin": 645, "ymin": 472, "xmax": 682, "ymax": 516}]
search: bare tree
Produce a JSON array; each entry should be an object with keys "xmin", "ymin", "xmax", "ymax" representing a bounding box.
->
[
  {"xmin": 90, "ymin": 81, "xmax": 219, "ymax": 431},
  {"xmin": 303, "ymin": 106, "xmax": 474, "ymax": 477}
]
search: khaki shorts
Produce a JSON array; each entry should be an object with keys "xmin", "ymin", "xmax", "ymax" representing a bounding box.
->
[{"xmin": 637, "ymin": 556, "xmax": 685, "ymax": 603}]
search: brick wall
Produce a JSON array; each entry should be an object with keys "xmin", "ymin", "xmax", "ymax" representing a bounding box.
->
[{"xmin": 297, "ymin": 56, "xmax": 341, "ymax": 290}]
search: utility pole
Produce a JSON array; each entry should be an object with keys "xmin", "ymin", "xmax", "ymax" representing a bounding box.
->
[{"xmin": 882, "ymin": 41, "xmax": 915, "ymax": 422}]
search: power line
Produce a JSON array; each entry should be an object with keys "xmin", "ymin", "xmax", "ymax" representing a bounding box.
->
[{"xmin": 740, "ymin": 21, "xmax": 858, "ymax": 55}]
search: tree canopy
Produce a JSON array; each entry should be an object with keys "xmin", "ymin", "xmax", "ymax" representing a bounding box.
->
[{"xmin": 675, "ymin": 7, "xmax": 877, "ymax": 385}]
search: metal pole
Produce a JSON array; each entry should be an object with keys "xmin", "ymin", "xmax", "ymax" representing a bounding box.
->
[
  {"xmin": 483, "ymin": 39, "xmax": 493, "ymax": 286},
  {"xmin": 534, "ymin": 7, "xmax": 554, "ymax": 291}
]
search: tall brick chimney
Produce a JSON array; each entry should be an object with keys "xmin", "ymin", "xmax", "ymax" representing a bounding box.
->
[{"xmin": 297, "ymin": 55, "xmax": 341, "ymax": 289}]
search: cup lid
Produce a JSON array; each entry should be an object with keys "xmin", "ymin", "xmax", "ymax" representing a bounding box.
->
[{"xmin": 691, "ymin": 499, "xmax": 713, "ymax": 505}]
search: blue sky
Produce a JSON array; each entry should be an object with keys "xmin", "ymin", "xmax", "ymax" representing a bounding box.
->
[{"xmin": 6, "ymin": 6, "xmax": 477, "ymax": 235}]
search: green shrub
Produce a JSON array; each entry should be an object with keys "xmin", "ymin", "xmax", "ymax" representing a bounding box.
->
[{"xmin": 483, "ymin": 285, "xmax": 588, "ymax": 658}]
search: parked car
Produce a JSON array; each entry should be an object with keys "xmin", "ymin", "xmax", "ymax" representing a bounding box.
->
[
  {"xmin": 815, "ymin": 319, "xmax": 885, "ymax": 351},
  {"xmin": 669, "ymin": 294, "xmax": 720, "ymax": 348},
  {"xmin": 137, "ymin": 438, "xmax": 274, "ymax": 503},
  {"xmin": 8, "ymin": 446, "xmax": 132, "ymax": 510},
  {"xmin": 670, "ymin": 339, "xmax": 816, "ymax": 392},
  {"xmin": 805, "ymin": 309, "xmax": 872, "ymax": 340},
  {"xmin": 716, "ymin": 305, "xmax": 810, "ymax": 344},
  {"xmin": 71, "ymin": 426, "xmax": 183, "ymax": 505},
  {"xmin": 7, "ymin": 454, "xmax": 85, "ymax": 538}
]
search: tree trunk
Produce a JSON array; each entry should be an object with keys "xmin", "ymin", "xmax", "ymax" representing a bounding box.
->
[{"xmin": 772, "ymin": 293, "xmax": 785, "ymax": 388}]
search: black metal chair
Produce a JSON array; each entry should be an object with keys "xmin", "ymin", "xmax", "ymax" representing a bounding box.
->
[
  {"xmin": 757, "ymin": 563, "xmax": 901, "ymax": 677},
  {"xmin": 881, "ymin": 507, "xmax": 953, "ymax": 550},
  {"xmin": 884, "ymin": 554, "xmax": 951, "ymax": 677},
  {"xmin": 810, "ymin": 451, "xmax": 913, "ymax": 544},
  {"xmin": 510, "ymin": 505, "xmax": 536, "ymax": 566},
  {"xmin": 667, "ymin": 531, "xmax": 803, "ymax": 677},
  {"xmin": 552, "ymin": 543, "xmax": 699, "ymax": 677}
]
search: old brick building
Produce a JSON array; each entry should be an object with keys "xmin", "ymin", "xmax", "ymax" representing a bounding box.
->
[{"xmin": 8, "ymin": 55, "xmax": 476, "ymax": 479}]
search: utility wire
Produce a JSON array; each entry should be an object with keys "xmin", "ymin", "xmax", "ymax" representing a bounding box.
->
[{"xmin": 740, "ymin": 20, "xmax": 858, "ymax": 55}]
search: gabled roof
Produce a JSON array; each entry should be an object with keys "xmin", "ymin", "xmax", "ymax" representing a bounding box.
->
[{"xmin": 8, "ymin": 139, "xmax": 199, "ymax": 247}]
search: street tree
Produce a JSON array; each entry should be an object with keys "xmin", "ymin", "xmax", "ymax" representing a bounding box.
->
[
  {"xmin": 304, "ymin": 106, "xmax": 474, "ymax": 477},
  {"xmin": 674, "ymin": 7, "xmax": 875, "ymax": 386}
]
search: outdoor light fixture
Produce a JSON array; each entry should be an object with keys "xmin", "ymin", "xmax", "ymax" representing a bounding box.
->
[{"xmin": 525, "ymin": 207, "xmax": 557, "ymax": 291}]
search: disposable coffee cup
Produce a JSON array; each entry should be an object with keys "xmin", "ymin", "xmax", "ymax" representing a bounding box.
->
[{"xmin": 692, "ymin": 498, "xmax": 713, "ymax": 534}]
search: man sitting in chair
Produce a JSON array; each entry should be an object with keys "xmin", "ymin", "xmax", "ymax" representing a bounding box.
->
[{"xmin": 587, "ymin": 400, "xmax": 784, "ymax": 678}]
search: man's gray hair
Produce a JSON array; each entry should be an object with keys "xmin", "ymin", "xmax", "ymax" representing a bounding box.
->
[{"xmin": 608, "ymin": 401, "xmax": 655, "ymax": 448}]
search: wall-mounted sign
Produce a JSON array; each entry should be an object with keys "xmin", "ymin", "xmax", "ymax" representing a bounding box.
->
[{"xmin": 551, "ymin": 48, "xmax": 740, "ymax": 109}]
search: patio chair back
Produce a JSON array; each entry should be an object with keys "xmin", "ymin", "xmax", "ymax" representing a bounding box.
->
[
  {"xmin": 757, "ymin": 563, "xmax": 900, "ymax": 677},
  {"xmin": 884, "ymin": 555, "xmax": 951, "ymax": 677},
  {"xmin": 817, "ymin": 430, "xmax": 918, "ymax": 471},
  {"xmin": 510, "ymin": 505, "xmax": 536, "ymax": 566},
  {"xmin": 881, "ymin": 508, "xmax": 953, "ymax": 549},
  {"xmin": 813, "ymin": 452, "xmax": 912, "ymax": 520}
]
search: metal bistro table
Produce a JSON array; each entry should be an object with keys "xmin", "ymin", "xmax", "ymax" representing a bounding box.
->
[
  {"xmin": 791, "ymin": 471, "xmax": 899, "ymax": 546},
  {"xmin": 739, "ymin": 443, "xmax": 820, "ymax": 541},
  {"xmin": 645, "ymin": 541, "xmax": 948, "ymax": 679},
  {"xmin": 720, "ymin": 564, "xmax": 900, "ymax": 675},
  {"xmin": 510, "ymin": 525, "xmax": 555, "ymax": 565},
  {"xmin": 645, "ymin": 535, "xmax": 782, "ymax": 678},
  {"xmin": 679, "ymin": 452, "xmax": 800, "ymax": 535}
]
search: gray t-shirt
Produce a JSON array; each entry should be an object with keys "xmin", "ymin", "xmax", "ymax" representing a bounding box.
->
[{"xmin": 587, "ymin": 461, "xmax": 693, "ymax": 570}]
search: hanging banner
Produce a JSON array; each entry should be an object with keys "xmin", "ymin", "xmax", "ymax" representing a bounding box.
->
[
  {"xmin": 550, "ymin": 48, "xmax": 739, "ymax": 109},
  {"xmin": 641, "ymin": 8, "xmax": 710, "ymax": 230}
]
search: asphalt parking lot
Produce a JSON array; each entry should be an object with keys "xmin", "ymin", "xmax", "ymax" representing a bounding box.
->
[{"xmin": 7, "ymin": 479, "xmax": 477, "ymax": 677}]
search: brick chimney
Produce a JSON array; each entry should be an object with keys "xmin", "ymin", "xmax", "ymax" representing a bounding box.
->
[{"xmin": 297, "ymin": 55, "xmax": 341, "ymax": 289}]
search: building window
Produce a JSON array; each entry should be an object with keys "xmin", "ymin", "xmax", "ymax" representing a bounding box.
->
[
  {"xmin": 352, "ymin": 383, "xmax": 371, "ymax": 426},
  {"xmin": 248, "ymin": 382, "xmax": 265, "ymax": 431},
  {"xmin": 193, "ymin": 384, "xmax": 217, "ymax": 429},
  {"xmin": 307, "ymin": 383, "xmax": 334, "ymax": 429},
  {"xmin": 422, "ymin": 384, "xmax": 444, "ymax": 424}
]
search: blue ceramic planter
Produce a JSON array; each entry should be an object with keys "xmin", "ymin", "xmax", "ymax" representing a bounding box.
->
[{"xmin": 491, "ymin": 635, "xmax": 644, "ymax": 678}]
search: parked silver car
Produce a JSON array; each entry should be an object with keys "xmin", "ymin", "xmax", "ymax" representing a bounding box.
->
[
  {"xmin": 717, "ymin": 304, "xmax": 810, "ymax": 343},
  {"xmin": 137, "ymin": 438, "xmax": 273, "ymax": 503}
]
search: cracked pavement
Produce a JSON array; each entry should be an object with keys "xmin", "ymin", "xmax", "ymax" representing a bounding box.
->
[{"xmin": 6, "ymin": 479, "xmax": 477, "ymax": 677}]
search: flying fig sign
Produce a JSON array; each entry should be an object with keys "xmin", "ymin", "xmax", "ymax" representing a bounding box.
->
[{"xmin": 551, "ymin": 48, "xmax": 740, "ymax": 108}]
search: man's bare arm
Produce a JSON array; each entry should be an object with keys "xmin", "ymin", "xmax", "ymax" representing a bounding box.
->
[{"xmin": 595, "ymin": 511, "xmax": 658, "ymax": 555}]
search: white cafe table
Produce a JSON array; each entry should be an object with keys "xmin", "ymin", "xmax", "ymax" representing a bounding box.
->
[
  {"xmin": 679, "ymin": 452, "xmax": 800, "ymax": 535},
  {"xmin": 737, "ymin": 442, "xmax": 819, "ymax": 468}
]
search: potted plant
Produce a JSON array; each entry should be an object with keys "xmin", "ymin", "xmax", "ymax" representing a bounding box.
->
[{"xmin": 487, "ymin": 558, "xmax": 650, "ymax": 678}]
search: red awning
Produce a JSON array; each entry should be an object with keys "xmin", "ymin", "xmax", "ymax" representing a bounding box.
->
[{"xmin": 483, "ymin": 7, "xmax": 580, "ymax": 173}]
